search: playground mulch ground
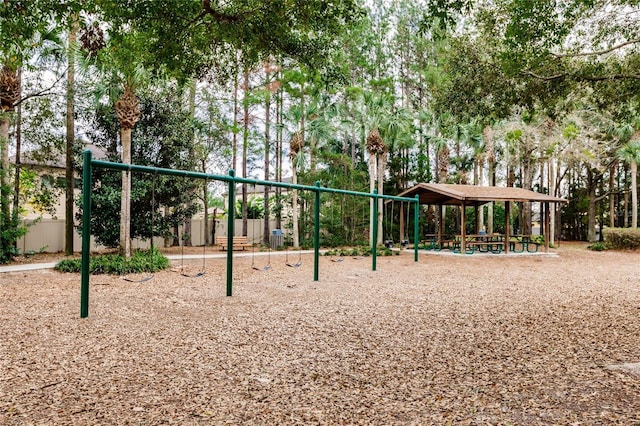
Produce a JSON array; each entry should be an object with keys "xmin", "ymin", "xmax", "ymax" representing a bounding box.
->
[{"xmin": 1, "ymin": 242, "xmax": 639, "ymax": 425}]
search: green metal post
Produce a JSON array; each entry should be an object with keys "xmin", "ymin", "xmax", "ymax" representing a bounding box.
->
[
  {"xmin": 226, "ymin": 169, "xmax": 235, "ymax": 296},
  {"xmin": 80, "ymin": 150, "xmax": 92, "ymax": 318},
  {"xmin": 414, "ymin": 195, "xmax": 420, "ymax": 262},
  {"xmin": 372, "ymin": 189, "xmax": 378, "ymax": 271},
  {"xmin": 313, "ymin": 181, "xmax": 321, "ymax": 281}
]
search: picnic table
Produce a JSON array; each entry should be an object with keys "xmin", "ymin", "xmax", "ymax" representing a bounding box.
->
[
  {"xmin": 422, "ymin": 234, "xmax": 455, "ymax": 251},
  {"xmin": 452, "ymin": 234, "xmax": 505, "ymax": 254},
  {"xmin": 509, "ymin": 235, "xmax": 540, "ymax": 253},
  {"xmin": 450, "ymin": 234, "xmax": 541, "ymax": 254}
]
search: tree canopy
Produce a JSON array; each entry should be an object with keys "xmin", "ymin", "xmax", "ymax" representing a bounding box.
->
[{"xmin": 4, "ymin": 0, "xmax": 640, "ymax": 263}]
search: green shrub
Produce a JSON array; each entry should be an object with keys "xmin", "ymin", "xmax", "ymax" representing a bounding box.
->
[
  {"xmin": 55, "ymin": 248, "xmax": 169, "ymax": 275},
  {"xmin": 587, "ymin": 242, "xmax": 607, "ymax": 251},
  {"xmin": 530, "ymin": 234, "xmax": 545, "ymax": 244},
  {"xmin": 324, "ymin": 245, "xmax": 401, "ymax": 257},
  {"xmin": 602, "ymin": 228, "xmax": 640, "ymax": 250},
  {"xmin": 375, "ymin": 245, "xmax": 399, "ymax": 256}
]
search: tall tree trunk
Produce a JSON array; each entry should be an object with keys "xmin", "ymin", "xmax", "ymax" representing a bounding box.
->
[
  {"xmin": 586, "ymin": 169, "xmax": 600, "ymax": 242},
  {"xmin": 65, "ymin": 18, "xmax": 78, "ymax": 255},
  {"xmin": 115, "ymin": 86, "xmax": 140, "ymax": 258},
  {"xmin": 624, "ymin": 167, "xmax": 629, "ymax": 227},
  {"xmin": 0, "ymin": 118, "xmax": 9, "ymax": 232},
  {"xmin": 377, "ymin": 153, "xmax": 386, "ymax": 245},
  {"xmin": 587, "ymin": 184, "xmax": 597, "ymax": 241},
  {"xmin": 263, "ymin": 65, "xmax": 271, "ymax": 246},
  {"xmin": 484, "ymin": 125, "xmax": 495, "ymax": 234},
  {"xmin": 12, "ymin": 102, "xmax": 21, "ymax": 236},
  {"xmin": 242, "ymin": 70, "xmax": 249, "ymax": 237},
  {"xmin": 290, "ymin": 132, "xmax": 302, "ymax": 247},
  {"xmin": 0, "ymin": 65, "xmax": 19, "ymax": 261},
  {"xmin": 202, "ymin": 159, "xmax": 209, "ymax": 245},
  {"xmin": 275, "ymin": 73, "xmax": 283, "ymax": 230},
  {"xmin": 368, "ymin": 152, "xmax": 376, "ymax": 246},
  {"xmin": 230, "ymin": 61, "xmax": 239, "ymax": 237},
  {"xmin": 292, "ymin": 160, "xmax": 299, "ymax": 247},
  {"xmin": 549, "ymin": 158, "xmax": 556, "ymax": 245},
  {"xmin": 11, "ymin": 68, "xmax": 23, "ymax": 235},
  {"xmin": 0, "ymin": 65, "xmax": 19, "ymax": 240},
  {"xmin": 183, "ymin": 80, "xmax": 197, "ymax": 247},
  {"xmin": 232, "ymin": 60, "xmax": 239, "ymax": 173},
  {"xmin": 632, "ymin": 160, "xmax": 637, "ymax": 228},
  {"xmin": 119, "ymin": 127, "xmax": 132, "ymax": 257},
  {"xmin": 609, "ymin": 162, "xmax": 616, "ymax": 228}
]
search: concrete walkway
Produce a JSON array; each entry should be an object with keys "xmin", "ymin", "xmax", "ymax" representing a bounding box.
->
[
  {"xmin": 0, "ymin": 250, "xmax": 319, "ymax": 273},
  {"xmin": 0, "ymin": 248, "xmax": 556, "ymax": 274}
]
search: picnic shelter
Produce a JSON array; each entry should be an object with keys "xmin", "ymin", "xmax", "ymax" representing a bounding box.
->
[{"xmin": 396, "ymin": 183, "xmax": 569, "ymax": 254}]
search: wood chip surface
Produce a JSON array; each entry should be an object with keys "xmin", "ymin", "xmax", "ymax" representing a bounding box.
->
[{"xmin": 1, "ymin": 243, "xmax": 639, "ymax": 424}]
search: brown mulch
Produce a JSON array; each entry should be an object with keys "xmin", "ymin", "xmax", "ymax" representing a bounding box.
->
[{"xmin": 1, "ymin": 242, "xmax": 639, "ymax": 425}]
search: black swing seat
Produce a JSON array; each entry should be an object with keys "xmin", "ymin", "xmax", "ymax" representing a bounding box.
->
[
  {"xmin": 253, "ymin": 264, "xmax": 271, "ymax": 271},
  {"xmin": 285, "ymin": 247, "xmax": 303, "ymax": 268},
  {"xmin": 121, "ymin": 274, "xmax": 154, "ymax": 283},
  {"xmin": 181, "ymin": 270, "xmax": 205, "ymax": 278},
  {"xmin": 286, "ymin": 260, "xmax": 302, "ymax": 268}
]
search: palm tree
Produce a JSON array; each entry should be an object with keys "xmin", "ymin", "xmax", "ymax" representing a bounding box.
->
[
  {"xmin": 0, "ymin": 64, "xmax": 20, "ymax": 224},
  {"xmin": 65, "ymin": 15, "xmax": 79, "ymax": 256},
  {"xmin": 1, "ymin": 18, "xmax": 64, "ymax": 261},
  {"xmin": 483, "ymin": 124, "xmax": 496, "ymax": 233},
  {"xmin": 81, "ymin": 20, "xmax": 148, "ymax": 257},
  {"xmin": 115, "ymin": 84, "xmax": 141, "ymax": 256},
  {"xmin": 616, "ymin": 132, "xmax": 640, "ymax": 228},
  {"xmin": 366, "ymin": 127, "xmax": 387, "ymax": 245},
  {"xmin": 360, "ymin": 92, "xmax": 412, "ymax": 246},
  {"xmin": 289, "ymin": 131, "xmax": 303, "ymax": 247}
]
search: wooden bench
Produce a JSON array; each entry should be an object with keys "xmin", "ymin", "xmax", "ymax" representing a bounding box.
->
[{"xmin": 215, "ymin": 236, "xmax": 253, "ymax": 251}]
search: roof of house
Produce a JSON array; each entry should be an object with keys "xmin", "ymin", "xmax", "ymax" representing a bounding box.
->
[
  {"xmin": 13, "ymin": 144, "xmax": 107, "ymax": 169},
  {"xmin": 396, "ymin": 183, "xmax": 568, "ymax": 207},
  {"xmin": 225, "ymin": 177, "xmax": 292, "ymax": 196}
]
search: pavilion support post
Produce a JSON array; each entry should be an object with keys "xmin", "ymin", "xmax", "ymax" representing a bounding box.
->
[
  {"xmin": 399, "ymin": 202, "xmax": 405, "ymax": 243},
  {"xmin": 474, "ymin": 205, "xmax": 479, "ymax": 233},
  {"xmin": 504, "ymin": 201, "xmax": 511, "ymax": 254},
  {"xmin": 540, "ymin": 201, "xmax": 545, "ymax": 238},
  {"xmin": 460, "ymin": 202, "xmax": 467, "ymax": 254},
  {"xmin": 439, "ymin": 205, "xmax": 445, "ymax": 244},
  {"xmin": 544, "ymin": 201, "xmax": 550, "ymax": 252}
]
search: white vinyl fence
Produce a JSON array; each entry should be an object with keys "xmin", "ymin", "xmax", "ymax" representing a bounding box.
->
[{"xmin": 17, "ymin": 218, "xmax": 284, "ymax": 254}]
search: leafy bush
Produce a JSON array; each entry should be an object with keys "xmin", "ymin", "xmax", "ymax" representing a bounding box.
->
[
  {"xmin": 324, "ymin": 245, "xmax": 399, "ymax": 257},
  {"xmin": 376, "ymin": 245, "xmax": 400, "ymax": 256},
  {"xmin": 587, "ymin": 242, "xmax": 607, "ymax": 251},
  {"xmin": 602, "ymin": 228, "xmax": 640, "ymax": 250},
  {"xmin": 530, "ymin": 234, "xmax": 545, "ymax": 244},
  {"xmin": 55, "ymin": 248, "xmax": 169, "ymax": 274},
  {"xmin": 0, "ymin": 216, "xmax": 29, "ymax": 264}
]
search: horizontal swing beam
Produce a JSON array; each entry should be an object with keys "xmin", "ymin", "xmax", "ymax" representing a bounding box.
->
[
  {"xmin": 89, "ymin": 159, "xmax": 416, "ymax": 202},
  {"xmin": 81, "ymin": 152, "xmax": 420, "ymax": 318}
]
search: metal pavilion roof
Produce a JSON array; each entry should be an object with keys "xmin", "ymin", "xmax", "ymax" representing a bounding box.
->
[{"xmin": 396, "ymin": 183, "xmax": 568, "ymax": 207}]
